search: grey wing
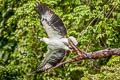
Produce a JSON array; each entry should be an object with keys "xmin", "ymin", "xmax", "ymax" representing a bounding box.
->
[
  {"xmin": 34, "ymin": 3, "xmax": 67, "ymax": 39},
  {"xmin": 27, "ymin": 48, "xmax": 65, "ymax": 76},
  {"xmin": 37, "ymin": 48, "xmax": 65, "ymax": 71}
]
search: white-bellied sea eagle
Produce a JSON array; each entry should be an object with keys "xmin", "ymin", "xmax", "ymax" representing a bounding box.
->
[{"xmin": 27, "ymin": 2, "xmax": 78, "ymax": 76}]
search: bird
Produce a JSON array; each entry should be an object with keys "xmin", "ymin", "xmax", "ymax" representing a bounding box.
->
[{"xmin": 26, "ymin": 2, "xmax": 78, "ymax": 76}]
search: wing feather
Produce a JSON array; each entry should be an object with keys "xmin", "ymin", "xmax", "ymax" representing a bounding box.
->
[
  {"xmin": 26, "ymin": 48, "xmax": 65, "ymax": 76},
  {"xmin": 27, "ymin": 49, "xmax": 65, "ymax": 76},
  {"xmin": 37, "ymin": 48, "xmax": 65, "ymax": 71},
  {"xmin": 34, "ymin": 3, "xmax": 67, "ymax": 38}
]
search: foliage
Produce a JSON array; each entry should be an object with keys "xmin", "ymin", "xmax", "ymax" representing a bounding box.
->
[{"xmin": 0, "ymin": 0, "xmax": 120, "ymax": 80}]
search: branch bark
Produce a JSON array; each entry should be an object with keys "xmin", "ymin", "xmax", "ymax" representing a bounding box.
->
[{"xmin": 46, "ymin": 39, "xmax": 120, "ymax": 72}]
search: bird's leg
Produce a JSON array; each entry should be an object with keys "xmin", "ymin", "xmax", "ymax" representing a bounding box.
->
[
  {"xmin": 69, "ymin": 48, "xmax": 74, "ymax": 54},
  {"xmin": 68, "ymin": 38, "xmax": 86, "ymax": 57},
  {"xmin": 63, "ymin": 42, "xmax": 73, "ymax": 54},
  {"xmin": 70, "ymin": 49, "xmax": 73, "ymax": 53}
]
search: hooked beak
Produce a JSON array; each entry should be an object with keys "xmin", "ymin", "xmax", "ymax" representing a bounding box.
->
[{"xmin": 40, "ymin": 38, "xmax": 43, "ymax": 41}]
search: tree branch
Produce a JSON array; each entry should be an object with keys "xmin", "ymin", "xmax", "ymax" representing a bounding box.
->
[{"xmin": 46, "ymin": 39, "xmax": 120, "ymax": 72}]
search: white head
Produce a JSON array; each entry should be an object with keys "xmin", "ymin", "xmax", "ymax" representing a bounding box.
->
[{"xmin": 40, "ymin": 38, "xmax": 49, "ymax": 44}]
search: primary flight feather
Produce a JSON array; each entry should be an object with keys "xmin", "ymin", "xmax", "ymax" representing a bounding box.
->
[{"xmin": 34, "ymin": 2, "xmax": 67, "ymax": 39}]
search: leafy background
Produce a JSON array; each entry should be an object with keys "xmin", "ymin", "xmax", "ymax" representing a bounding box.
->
[{"xmin": 0, "ymin": 0, "xmax": 120, "ymax": 80}]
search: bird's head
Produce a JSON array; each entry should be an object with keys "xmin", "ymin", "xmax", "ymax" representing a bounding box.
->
[{"xmin": 40, "ymin": 38, "xmax": 49, "ymax": 44}]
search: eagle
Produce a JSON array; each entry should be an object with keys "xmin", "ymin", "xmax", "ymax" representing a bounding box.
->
[{"xmin": 27, "ymin": 2, "xmax": 78, "ymax": 76}]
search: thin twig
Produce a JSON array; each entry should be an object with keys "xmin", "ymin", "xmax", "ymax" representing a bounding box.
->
[
  {"xmin": 79, "ymin": 16, "xmax": 98, "ymax": 37},
  {"xmin": 105, "ymin": 5, "xmax": 117, "ymax": 18},
  {"xmin": 85, "ymin": 40, "xmax": 92, "ymax": 52}
]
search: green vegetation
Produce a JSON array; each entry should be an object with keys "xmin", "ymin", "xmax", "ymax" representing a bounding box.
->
[{"xmin": 0, "ymin": 0, "xmax": 120, "ymax": 80}]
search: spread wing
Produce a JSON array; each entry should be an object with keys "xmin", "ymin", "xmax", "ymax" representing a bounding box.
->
[
  {"xmin": 26, "ymin": 48, "xmax": 65, "ymax": 76},
  {"xmin": 34, "ymin": 3, "xmax": 67, "ymax": 39},
  {"xmin": 37, "ymin": 48, "xmax": 65, "ymax": 71}
]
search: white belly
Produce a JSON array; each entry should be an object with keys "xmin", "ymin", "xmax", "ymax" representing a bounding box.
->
[{"xmin": 47, "ymin": 38, "xmax": 69, "ymax": 50}]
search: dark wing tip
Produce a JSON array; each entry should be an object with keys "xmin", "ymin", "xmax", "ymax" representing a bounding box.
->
[
  {"xmin": 26, "ymin": 70, "xmax": 43, "ymax": 76},
  {"xmin": 26, "ymin": 71, "xmax": 36, "ymax": 76},
  {"xmin": 34, "ymin": 2, "xmax": 50, "ymax": 14},
  {"xmin": 34, "ymin": 2, "xmax": 48, "ymax": 19}
]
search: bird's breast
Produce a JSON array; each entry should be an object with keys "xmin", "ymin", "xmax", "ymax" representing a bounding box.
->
[{"xmin": 47, "ymin": 39, "xmax": 68, "ymax": 50}]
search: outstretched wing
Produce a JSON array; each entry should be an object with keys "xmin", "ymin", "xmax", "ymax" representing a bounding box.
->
[
  {"xmin": 34, "ymin": 3, "xmax": 67, "ymax": 39},
  {"xmin": 26, "ymin": 48, "xmax": 65, "ymax": 76},
  {"xmin": 37, "ymin": 48, "xmax": 65, "ymax": 71}
]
